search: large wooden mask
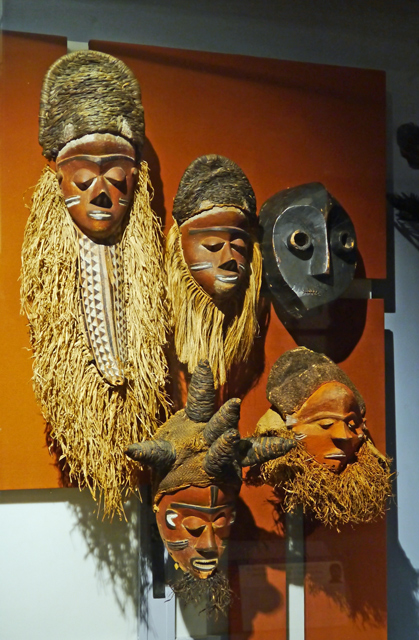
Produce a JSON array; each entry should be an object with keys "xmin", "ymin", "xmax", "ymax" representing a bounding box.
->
[
  {"xmin": 20, "ymin": 51, "xmax": 168, "ymax": 517},
  {"xmin": 244, "ymin": 348, "xmax": 391, "ymax": 528},
  {"xmin": 166, "ymin": 155, "xmax": 262, "ymax": 386},
  {"xmin": 126, "ymin": 361, "xmax": 243, "ymax": 612},
  {"xmin": 260, "ymin": 183, "xmax": 357, "ymax": 318}
]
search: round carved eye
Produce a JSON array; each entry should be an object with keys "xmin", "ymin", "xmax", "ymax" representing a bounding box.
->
[
  {"xmin": 288, "ymin": 230, "xmax": 312, "ymax": 251},
  {"xmin": 339, "ymin": 231, "xmax": 355, "ymax": 251}
]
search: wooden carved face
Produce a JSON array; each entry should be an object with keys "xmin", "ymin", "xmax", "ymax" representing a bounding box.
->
[
  {"xmin": 290, "ymin": 381, "xmax": 364, "ymax": 473},
  {"xmin": 261, "ymin": 183, "xmax": 357, "ymax": 316},
  {"xmin": 180, "ymin": 207, "xmax": 251, "ymax": 301},
  {"xmin": 155, "ymin": 484, "xmax": 237, "ymax": 579},
  {"xmin": 56, "ymin": 133, "xmax": 138, "ymax": 240}
]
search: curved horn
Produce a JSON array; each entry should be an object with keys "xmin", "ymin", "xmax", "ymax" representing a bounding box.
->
[
  {"xmin": 239, "ymin": 436, "xmax": 296, "ymax": 467},
  {"xmin": 203, "ymin": 398, "xmax": 241, "ymax": 444},
  {"xmin": 125, "ymin": 440, "xmax": 176, "ymax": 471},
  {"xmin": 203, "ymin": 428, "xmax": 240, "ymax": 477},
  {"xmin": 185, "ymin": 360, "xmax": 215, "ymax": 423}
]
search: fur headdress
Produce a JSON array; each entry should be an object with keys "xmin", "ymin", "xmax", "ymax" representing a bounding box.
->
[
  {"xmin": 39, "ymin": 50, "xmax": 145, "ymax": 159},
  {"xmin": 172, "ymin": 154, "xmax": 257, "ymax": 225},
  {"xmin": 266, "ymin": 347, "xmax": 366, "ymax": 417}
]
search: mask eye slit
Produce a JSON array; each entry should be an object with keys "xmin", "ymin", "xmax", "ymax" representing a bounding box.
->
[
  {"xmin": 74, "ymin": 177, "xmax": 95, "ymax": 191},
  {"xmin": 288, "ymin": 230, "xmax": 312, "ymax": 251},
  {"xmin": 106, "ymin": 176, "xmax": 128, "ymax": 194},
  {"xmin": 231, "ymin": 243, "xmax": 247, "ymax": 257},
  {"xmin": 184, "ymin": 524, "xmax": 206, "ymax": 537},
  {"xmin": 203, "ymin": 242, "xmax": 224, "ymax": 253}
]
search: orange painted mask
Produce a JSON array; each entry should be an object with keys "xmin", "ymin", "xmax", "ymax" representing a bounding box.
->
[
  {"xmin": 155, "ymin": 484, "xmax": 237, "ymax": 579},
  {"xmin": 180, "ymin": 207, "xmax": 251, "ymax": 302},
  {"xmin": 290, "ymin": 381, "xmax": 365, "ymax": 473}
]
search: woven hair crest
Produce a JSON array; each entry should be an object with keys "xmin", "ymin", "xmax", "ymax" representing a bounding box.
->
[
  {"xmin": 266, "ymin": 347, "xmax": 366, "ymax": 417},
  {"xmin": 39, "ymin": 50, "xmax": 145, "ymax": 159},
  {"xmin": 172, "ymin": 154, "xmax": 257, "ymax": 226}
]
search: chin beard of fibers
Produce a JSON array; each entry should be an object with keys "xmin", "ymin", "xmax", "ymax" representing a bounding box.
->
[
  {"xmin": 165, "ymin": 222, "xmax": 262, "ymax": 387},
  {"xmin": 20, "ymin": 163, "xmax": 169, "ymax": 518},
  {"xmin": 255, "ymin": 427, "xmax": 392, "ymax": 530},
  {"xmin": 169, "ymin": 570, "xmax": 232, "ymax": 617}
]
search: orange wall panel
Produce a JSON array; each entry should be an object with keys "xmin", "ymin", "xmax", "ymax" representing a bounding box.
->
[{"xmin": 0, "ymin": 32, "xmax": 67, "ymax": 489}]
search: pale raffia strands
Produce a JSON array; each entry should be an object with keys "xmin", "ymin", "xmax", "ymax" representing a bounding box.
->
[
  {"xmin": 20, "ymin": 163, "xmax": 169, "ymax": 518},
  {"xmin": 259, "ymin": 427, "xmax": 392, "ymax": 530},
  {"xmin": 165, "ymin": 222, "xmax": 262, "ymax": 387}
]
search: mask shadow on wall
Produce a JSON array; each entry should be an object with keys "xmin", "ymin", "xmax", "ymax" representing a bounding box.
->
[
  {"xmin": 272, "ymin": 251, "xmax": 367, "ymax": 364},
  {"xmin": 142, "ymin": 137, "xmax": 167, "ymax": 229}
]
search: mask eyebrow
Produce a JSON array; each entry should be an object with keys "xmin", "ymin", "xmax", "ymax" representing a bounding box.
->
[
  {"xmin": 301, "ymin": 411, "xmax": 360, "ymax": 424},
  {"xmin": 57, "ymin": 154, "xmax": 135, "ymax": 167},
  {"xmin": 187, "ymin": 227, "xmax": 250, "ymax": 241},
  {"xmin": 169, "ymin": 502, "xmax": 234, "ymax": 514}
]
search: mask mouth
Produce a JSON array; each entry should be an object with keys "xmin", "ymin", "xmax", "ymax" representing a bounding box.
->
[
  {"xmin": 191, "ymin": 558, "xmax": 218, "ymax": 573},
  {"xmin": 88, "ymin": 211, "xmax": 113, "ymax": 221},
  {"xmin": 324, "ymin": 452, "xmax": 347, "ymax": 459},
  {"xmin": 215, "ymin": 274, "xmax": 239, "ymax": 283}
]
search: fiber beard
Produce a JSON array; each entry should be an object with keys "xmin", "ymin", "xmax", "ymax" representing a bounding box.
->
[
  {"xmin": 166, "ymin": 223, "xmax": 262, "ymax": 387},
  {"xmin": 169, "ymin": 570, "xmax": 232, "ymax": 617},
  {"xmin": 257, "ymin": 429, "xmax": 392, "ymax": 529},
  {"xmin": 21, "ymin": 163, "xmax": 169, "ymax": 518}
]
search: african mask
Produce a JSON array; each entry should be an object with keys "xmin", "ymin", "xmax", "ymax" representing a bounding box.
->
[
  {"xmin": 57, "ymin": 133, "xmax": 138, "ymax": 241},
  {"xmin": 243, "ymin": 348, "xmax": 391, "ymax": 528},
  {"xmin": 126, "ymin": 360, "xmax": 243, "ymax": 611},
  {"xmin": 21, "ymin": 50, "xmax": 169, "ymax": 517},
  {"xmin": 166, "ymin": 155, "xmax": 262, "ymax": 386},
  {"xmin": 156, "ymin": 484, "xmax": 237, "ymax": 579},
  {"xmin": 260, "ymin": 183, "xmax": 357, "ymax": 318}
]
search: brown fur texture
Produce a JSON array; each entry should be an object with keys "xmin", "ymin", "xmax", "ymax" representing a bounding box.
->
[
  {"xmin": 169, "ymin": 570, "xmax": 233, "ymax": 616},
  {"xmin": 258, "ymin": 426, "xmax": 392, "ymax": 529},
  {"xmin": 39, "ymin": 51, "xmax": 144, "ymax": 160},
  {"xmin": 266, "ymin": 347, "xmax": 366, "ymax": 416},
  {"xmin": 20, "ymin": 163, "xmax": 169, "ymax": 517},
  {"xmin": 165, "ymin": 223, "xmax": 261, "ymax": 386},
  {"xmin": 172, "ymin": 154, "xmax": 257, "ymax": 226}
]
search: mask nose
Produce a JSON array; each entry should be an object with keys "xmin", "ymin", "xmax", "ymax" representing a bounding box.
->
[
  {"xmin": 329, "ymin": 420, "xmax": 356, "ymax": 447},
  {"xmin": 89, "ymin": 176, "xmax": 113, "ymax": 209},
  {"xmin": 219, "ymin": 258, "xmax": 238, "ymax": 272},
  {"xmin": 90, "ymin": 191, "xmax": 113, "ymax": 209},
  {"xmin": 196, "ymin": 524, "xmax": 218, "ymax": 558},
  {"xmin": 309, "ymin": 245, "xmax": 331, "ymax": 276}
]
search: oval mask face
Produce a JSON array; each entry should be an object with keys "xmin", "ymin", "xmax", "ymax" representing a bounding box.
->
[
  {"xmin": 180, "ymin": 207, "xmax": 251, "ymax": 303},
  {"xmin": 56, "ymin": 133, "xmax": 138, "ymax": 241},
  {"xmin": 290, "ymin": 381, "xmax": 365, "ymax": 474},
  {"xmin": 261, "ymin": 183, "xmax": 357, "ymax": 317},
  {"xmin": 155, "ymin": 484, "xmax": 237, "ymax": 579}
]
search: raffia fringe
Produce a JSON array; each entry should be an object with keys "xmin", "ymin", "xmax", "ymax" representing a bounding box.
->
[
  {"xmin": 20, "ymin": 163, "xmax": 169, "ymax": 518},
  {"xmin": 165, "ymin": 223, "xmax": 262, "ymax": 386},
  {"xmin": 259, "ymin": 427, "xmax": 392, "ymax": 529}
]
